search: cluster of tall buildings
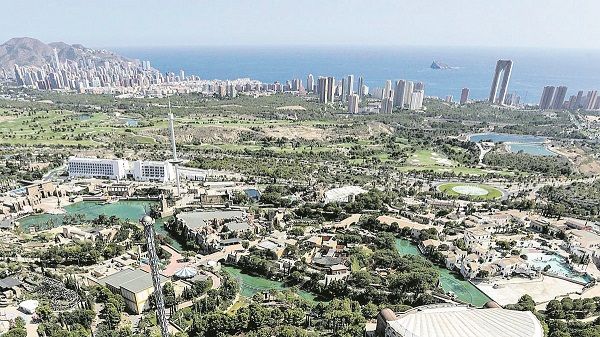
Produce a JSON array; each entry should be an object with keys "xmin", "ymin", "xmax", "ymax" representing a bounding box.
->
[
  {"xmin": 539, "ymin": 85, "xmax": 599, "ymax": 111},
  {"xmin": 311, "ymin": 74, "xmax": 368, "ymax": 105},
  {"xmin": 310, "ymin": 73, "xmax": 425, "ymax": 113},
  {"xmin": 11, "ymin": 49, "xmax": 168, "ymax": 91}
]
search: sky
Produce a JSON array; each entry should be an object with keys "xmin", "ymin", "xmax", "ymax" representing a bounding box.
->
[{"xmin": 2, "ymin": 0, "xmax": 600, "ymax": 49}]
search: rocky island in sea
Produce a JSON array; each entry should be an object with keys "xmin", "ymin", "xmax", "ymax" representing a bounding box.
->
[{"xmin": 431, "ymin": 60, "xmax": 451, "ymax": 69}]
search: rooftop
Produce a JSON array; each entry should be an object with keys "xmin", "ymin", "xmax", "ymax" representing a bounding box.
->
[
  {"xmin": 177, "ymin": 210, "xmax": 245, "ymax": 230},
  {"xmin": 388, "ymin": 305, "xmax": 543, "ymax": 337},
  {"xmin": 99, "ymin": 268, "xmax": 167, "ymax": 294}
]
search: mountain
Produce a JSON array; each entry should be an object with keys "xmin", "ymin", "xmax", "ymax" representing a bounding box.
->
[{"xmin": 0, "ymin": 37, "xmax": 137, "ymax": 70}]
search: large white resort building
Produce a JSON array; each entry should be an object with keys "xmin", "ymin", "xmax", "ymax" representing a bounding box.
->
[
  {"xmin": 368, "ymin": 304, "xmax": 543, "ymax": 337},
  {"xmin": 68, "ymin": 157, "xmax": 205, "ymax": 182}
]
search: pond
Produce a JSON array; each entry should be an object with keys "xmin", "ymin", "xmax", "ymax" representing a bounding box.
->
[
  {"xmin": 222, "ymin": 266, "xmax": 318, "ymax": 303},
  {"xmin": 469, "ymin": 133, "xmax": 557, "ymax": 156},
  {"xmin": 526, "ymin": 252, "xmax": 593, "ymax": 284},
  {"xmin": 395, "ymin": 239, "xmax": 491, "ymax": 307},
  {"xmin": 17, "ymin": 200, "xmax": 181, "ymax": 250}
]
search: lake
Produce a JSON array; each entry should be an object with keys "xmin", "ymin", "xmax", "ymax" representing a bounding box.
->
[
  {"xmin": 17, "ymin": 200, "xmax": 181, "ymax": 250},
  {"xmin": 469, "ymin": 133, "xmax": 556, "ymax": 156}
]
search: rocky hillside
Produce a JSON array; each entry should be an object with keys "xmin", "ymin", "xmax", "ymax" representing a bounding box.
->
[{"xmin": 0, "ymin": 37, "xmax": 137, "ymax": 70}]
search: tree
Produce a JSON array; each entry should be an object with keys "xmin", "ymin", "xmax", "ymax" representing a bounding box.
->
[
  {"xmin": 100, "ymin": 303, "xmax": 121, "ymax": 329},
  {"xmin": 36, "ymin": 303, "xmax": 54, "ymax": 322}
]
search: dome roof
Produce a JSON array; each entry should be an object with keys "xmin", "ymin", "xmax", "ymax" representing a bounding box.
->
[
  {"xmin": 484, "ymin": 301, "xmax": 502, "ymax": 309},
  {"xmin": 140, "ymin": 215, "xmax": 154, "ymax": 225},
  {"xmin": 379, "ymin": 308, "xmax": 398, "ymax": 321}
]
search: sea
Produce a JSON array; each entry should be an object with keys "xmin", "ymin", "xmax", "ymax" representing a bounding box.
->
[{"xmin": 114, "ymin": 46, "xmax": 600, "ymax": 103}]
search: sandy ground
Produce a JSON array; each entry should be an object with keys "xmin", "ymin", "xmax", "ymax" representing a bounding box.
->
[
  {"xmin": 261, "ymin": 125, "xmax": 330, "ymax": 140},
  {"xmin": 275, "ymin": 105, "xmax": 306, "ymax": 110},
  {"xmin": 474, "ymin": 275, "xmax": 584, "ymax": 307}
]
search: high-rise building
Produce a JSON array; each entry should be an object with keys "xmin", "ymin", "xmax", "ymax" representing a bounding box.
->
[
  {"xmin": 326, "ymin": 76, "xmax": 335, "ymax": 103},
  {"xmin": 445, "ymin": 95, "xmax": 453, "ymax": 103},
  {"xmin": 539, "ymin": 86, "xmax": 556, "ymax": 110},
  {"xmin": 179, "ymin": 69, "xmax": 185, "ymax": 81},
  {"xmin": 489, "ymin": 60, "xmax": 513, "ymax": 105},
  {"xmin": 348, "ymin": 93, "xmax": 360, "ymax": 113},
  {"xmin": 347, "ymin": 75, "xmax": 354, "ymax": 96},
  {"xmin": 414, "ymin": 82, "xmax": 424, "ymax": 91},
  {"xmin": 380, "ymin": 97, "xmax": 393, "ymax": 113},
  {"xmin": 340, "ymin": 78, "xmax": 347, "ymax": 102},
  {"xmin": 551, "ymin": 86, "xmax": 568, "ymax": 109},
  {"xmin": 307, "ymin": 74, "xmax": 314, "ymax": 92},
  {"xmin": 410, "ymin": 90, "xmax": 425, "ymax": 110},
  {"xmin": 574, "ymin": 90, "xmax": 584, "ymax": 109},
  {"xmin": 318, "ymin": 77, "xmax": 329, "ymax": 103},
  {"xmin": 383, "ymin": 80, "xmax": 392, "ymax": 99},
  {"xmin": 53, "ymin": 48, "xmax": 60, "ymax": 71},
  {"xmin": 394, "ymin": 80, "xmax": 406, "ymax": 108},
  {"xmin": 404, "ymin": 81, "xmax": 414, "ymax": 107},
  {"xmin": 460, "ymin": 88, "xmax": 470, "ymax": 105},
  {"xmin": 357, "ymin": 76, "xmax": 365, "ymax": 98},
  {"xmin": 585, "ymin": 90, "xmax": 598, "ymax": 110}
]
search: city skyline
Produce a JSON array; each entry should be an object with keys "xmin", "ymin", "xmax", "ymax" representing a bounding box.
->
[{"xmin": 3, "ymin": 0, "xmax": 600, "ymax": 50}]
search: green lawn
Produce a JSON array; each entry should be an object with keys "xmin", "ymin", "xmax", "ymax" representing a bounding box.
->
[{"xmin": 438, "ymin": 182, "xmax": 503, "ymax": 200}]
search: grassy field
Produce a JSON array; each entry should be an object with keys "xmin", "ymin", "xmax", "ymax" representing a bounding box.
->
[{"xmin": 438, "ymin": 182, "xmax": 503, "ymax": 200}]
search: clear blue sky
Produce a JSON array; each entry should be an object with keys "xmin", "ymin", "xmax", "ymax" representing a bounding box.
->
[{"xmin": 3, "ymin": 0, "xmax": 599, "ymax": 49}]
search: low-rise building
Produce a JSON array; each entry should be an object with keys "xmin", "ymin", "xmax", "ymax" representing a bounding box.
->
[{"xmin": 94, "ymin": 268, "xmax": 168, "ymax": 314}]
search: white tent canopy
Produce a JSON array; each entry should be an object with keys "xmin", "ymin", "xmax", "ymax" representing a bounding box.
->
[{"xmin": 174, "ymin": 267, "xmax": 198, "ymax": 279}]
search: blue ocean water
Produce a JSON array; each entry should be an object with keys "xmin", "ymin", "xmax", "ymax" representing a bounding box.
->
[{"xmin": 115, "ymin": 46, "xmax": 600, "ymax": 103}]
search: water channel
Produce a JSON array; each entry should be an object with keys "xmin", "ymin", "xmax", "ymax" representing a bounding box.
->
[{"xmin": 395, "ymin": 238, "xmax": 491, "ymax": 307}]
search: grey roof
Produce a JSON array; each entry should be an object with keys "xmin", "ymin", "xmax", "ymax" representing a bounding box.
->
[
  {"xmin": 224, "ymin": 221, "xmax": 252, "ymax": 232},
  {"xmin": 389, "ymin": 305, "xmax": 543, "ymax": 337},
  {"xmin": 0, "ymin": 218, "xmax": 13, "ymax": 229},
  {"xmin": 220, "ymin": 238, "xmax": 242, "ymax": 245},
  {"xmin": 177, "ymin": 210, "xmax": 245, "ymax": 230},
  {"xmin": 313, "ymin": 256, "xmax": 342, "ymax": 267},
  {"xmin": 0, "ymin": 277, "xmax": 22, "ymax": 289},
  {"xmin": 100, "ymin": 269, "xmax": 167, "ymax": 294}
]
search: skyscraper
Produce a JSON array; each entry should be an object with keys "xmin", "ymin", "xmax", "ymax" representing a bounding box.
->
[
  {"xmin": 460, "ymin": 88, "xmax": 470, "ymax": 105},
  {"xmin": 394, "ymin": 80, "xmax": 406, "ymax": 108},
  {"xmin": 326, "ymin": 76, "xmax": 335, "ymax": 103},
  {"xmin": 539, "ymin": 86, "xmax": 556, "ymax": 110},
  {"xmin": 52, "ymin": 48, "xmax": 61, "ymax": 71},
  {"xmin": 307, "ymin": 74, "xmax": 314, "ymax": 93},
  {"xmin": 348, "ymin": 93, "xmax": 360, "ymax": 113},
  {"xmin": 575, "ymin": 90, "xmax": 584, "ymax": 109},
  {"xmin": 318, "ymin": 77, "xmax": 329, "ymax": 103},
  {"xmin": 585, "ymin": 90, "xmax": 598, "ymax": 110},
  {"xmin": 340, "ymin": 78, "xmax": 347, "ymax": 102},
  {"xmin": 383, "ymin": 80, "xmax": 392, "ymax": 99},
  {"xmin": 380, "ymin": 97, "xmax": 393, "ymax": 113},
  {"xmin": 357, "ymin": 76, "xmax": 364, "ymax": 98},
  {"xmin": 410, "ymin": 90, "xmax": 425, "ymax": 110},
  {"xmin": 414, "ymin": 82, "xmax": 424, "ymax": 91},
  {"xmin": 489, "ymin": 60, "xmax": 513, "ymax": 105},
  {"xmin": 551, "ymin": 86, "xmax": 568, "ymax": 110},
  {"xmin": 347, "ymin": 75, "xmax": 354, "ymax": 97},
  {"xmin": 404, "ymin": 81, "xmax": 414, "ymax": 107}
]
